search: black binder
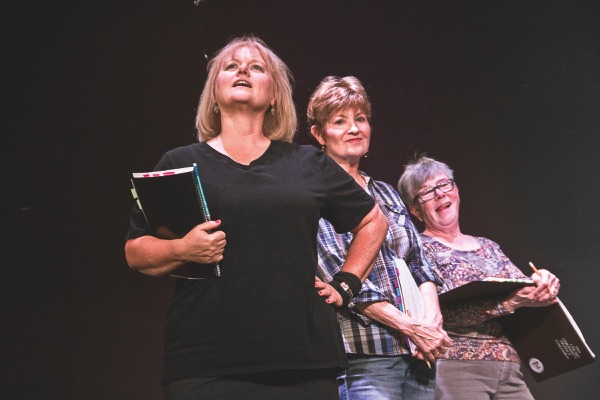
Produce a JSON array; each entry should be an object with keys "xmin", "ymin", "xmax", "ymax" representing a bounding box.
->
[{"xmin": 130, "ymin": 163, "xmax": 220, "ymax": 279}]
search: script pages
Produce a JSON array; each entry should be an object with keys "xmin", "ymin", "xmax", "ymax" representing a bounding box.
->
[{"xmin": 393, "ymin": 258, "xmax": 425, "ymax": 353}]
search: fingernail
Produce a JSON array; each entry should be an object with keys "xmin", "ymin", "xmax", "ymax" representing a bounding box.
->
[
  {"xmin": 326, "ymin": 299, "xmax": 331, "ymax": 303},
  {"xmin": 318, "ymin": 291, "xmax": 323, "ymax": 295},
  {"xmin": 215, "ymin": 220, "xmax": 221, "ymax": 223}
]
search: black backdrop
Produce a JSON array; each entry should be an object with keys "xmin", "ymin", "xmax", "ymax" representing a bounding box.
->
[{"xmin": 4, "ymin": 1, "xmax": 599, "ymax": 399}]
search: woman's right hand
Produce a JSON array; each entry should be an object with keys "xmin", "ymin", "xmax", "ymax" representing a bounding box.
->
[{"xmin": 177, "ymin": 220, "xmax": 227, "ymax": 264}]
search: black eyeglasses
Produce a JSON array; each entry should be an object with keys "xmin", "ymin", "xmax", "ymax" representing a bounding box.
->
[{"xmin": 414, "ymin": 179, "xmax": 455, "ymax": 203}]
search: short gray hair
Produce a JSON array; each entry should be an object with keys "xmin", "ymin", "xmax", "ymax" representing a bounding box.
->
[{"xmin": 398, "ymin": 155, "xmax": 454, "ymax": 207}]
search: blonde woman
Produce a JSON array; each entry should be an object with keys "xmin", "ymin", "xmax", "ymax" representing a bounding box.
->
[{"xmin": 125, "ymin": 38, "xmax": 387, "ymax": 399}]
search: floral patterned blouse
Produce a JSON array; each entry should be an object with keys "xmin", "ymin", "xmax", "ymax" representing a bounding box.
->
[{"xmin": 421, "ymin": 235, "xmax": 528, "ymax": 363}]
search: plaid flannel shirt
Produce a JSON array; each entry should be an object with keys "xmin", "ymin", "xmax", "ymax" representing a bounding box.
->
[{"xmin": 316, "ymin": 173, "xmax": 437, "ymax": 355}]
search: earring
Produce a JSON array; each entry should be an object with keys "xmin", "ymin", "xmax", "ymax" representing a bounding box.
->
[
  {"xmin": 270, "ymin": 104, "xmax": 275, "ymax": 115},
  {"xmin": 213, "ymin": 104, "xmax": 220, "ymax": 114},
  {"xmin": 363, "ymin": 151, "xmax": 369, "ymax": 158},
  {"xmin": 321, "ymin": 144, "xmax": 327, "ymax": 152}
]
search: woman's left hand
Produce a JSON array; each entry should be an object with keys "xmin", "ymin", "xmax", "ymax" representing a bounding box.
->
[
  {"xmin": 506, "ymin": 269, "xmax": 560, "ymax": 310},
  {"xmin": 315, "ymin": 276, "xmax": 343, "ymax": 307},
  {"xmin": 531, "ymin": 268, "xmax": 561, "ymax": 301}
]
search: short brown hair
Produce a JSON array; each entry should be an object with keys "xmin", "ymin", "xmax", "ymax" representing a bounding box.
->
[{"xmin": 307, "ymin": 76, "xmax": 371, "ymax": 135}]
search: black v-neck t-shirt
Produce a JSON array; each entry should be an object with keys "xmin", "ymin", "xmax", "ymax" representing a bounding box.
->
[{"xmin": 127, "ymin": 141, "xmax": 375, "ymax": 382}]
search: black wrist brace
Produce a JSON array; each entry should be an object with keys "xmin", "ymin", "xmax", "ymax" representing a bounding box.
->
[{"xmin": 329, "ymin": 271, "xmax": 362, "ymax": 307}]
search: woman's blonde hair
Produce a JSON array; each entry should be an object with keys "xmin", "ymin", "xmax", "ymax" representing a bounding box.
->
[
  {"xmin": 306, "ymin": 76, "xmax": 372, "ymax": 135},
  {"xmin": 195, "ymin": 36, "xmax": 297, "ymax": 142}
]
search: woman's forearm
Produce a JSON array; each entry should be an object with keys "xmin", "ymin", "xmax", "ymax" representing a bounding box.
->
[
  {"xmin": 343, "ymin": 205, "xmax": 389, "ymax": 281},
  {"xmin": 125, "ymin": 236, "xmax": 187, "ymax": 277}
]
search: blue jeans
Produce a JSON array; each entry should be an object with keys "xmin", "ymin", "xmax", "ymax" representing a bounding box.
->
[{"xmin": 338, "ymin": 355, "xmax": 436, "ymax": 400}]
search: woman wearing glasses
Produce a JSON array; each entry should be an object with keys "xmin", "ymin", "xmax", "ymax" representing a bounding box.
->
[{"xmin": 398, "ymin": 155, "xmax": 561, "ymax": 400}]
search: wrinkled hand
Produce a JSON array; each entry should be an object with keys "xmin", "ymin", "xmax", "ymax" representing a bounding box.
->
[
  {"xmin": 405, "ymin": 320, "xmax": 452, "ymax": 363},
  {"xmin": 507, "ymin": 269, "xmax": 560, "ymax": 310},
  {"xmin": 315, "ymin": 276, "xmax": 343, "ymax": 307},
  {"xmin": 423, "ymin": 309, "xmax": 444, "ymax": 331},
  {"xmin": 531, "ymin": 268, "xmax": 560, "ymax": 299},
  {"xmin": 177, "ymin": 220, "xmax": 226, "ymax": 264}
]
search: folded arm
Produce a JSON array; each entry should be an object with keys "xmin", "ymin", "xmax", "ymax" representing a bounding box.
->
[{"xmin": 124, "ymin": 220, "xmax": 226, "ymax": 277}]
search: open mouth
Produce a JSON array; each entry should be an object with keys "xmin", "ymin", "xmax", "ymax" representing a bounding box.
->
[
  {"xmin": 436, "ymin": 202, "xmax": 451, "ymax": 212},
  {"xmin": 233, "ymin": 80, "xmax": 251, "ymax": 88}
]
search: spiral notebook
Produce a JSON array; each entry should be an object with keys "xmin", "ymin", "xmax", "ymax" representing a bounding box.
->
[{"xmin": 130, "ymin": 163, "xmax": 221, "ymax": 279}]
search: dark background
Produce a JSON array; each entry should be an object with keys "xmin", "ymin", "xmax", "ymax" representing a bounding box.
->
[{"xmin": 3, "ymin": 0, "xmax": 599, "ymax": 399}]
